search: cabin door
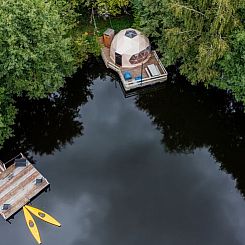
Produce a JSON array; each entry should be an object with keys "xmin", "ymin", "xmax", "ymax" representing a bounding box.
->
[{"xmin": 115, "ymin": 52, "xmax": 122, "ymax": 66}]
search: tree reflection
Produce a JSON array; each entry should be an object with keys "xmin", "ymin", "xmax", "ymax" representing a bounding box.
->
[
  {"xmin": 0, "ymin": 59, "xmax": 104, "ymax": 160},
  {"xmin": 0, "ymin": 57, "xmax": 121, "ymax": 161},
  {"xmin": 136, "ymin": 65, "xmax": 245, "ymax": 196}
]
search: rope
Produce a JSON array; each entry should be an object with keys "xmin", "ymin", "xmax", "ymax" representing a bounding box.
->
[
  {"xmin": 91, "ymin": 7, "xmax": 98, "ymax": 34},
  {"xmin": 109, "ymin": 14, "xmax": 113, "ymax": 29}
]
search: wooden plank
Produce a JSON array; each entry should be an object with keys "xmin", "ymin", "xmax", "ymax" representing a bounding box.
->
[
  {"xmin": 3, "ymin": 181, "xmax": 49, "ymax": 220},
  {"xmin": 0, "ymin": 164, "xmax": 33, "ymax": 194},
  {"xmin": 0, "ymin": 154, "xmax": 49, "ymax": 220},
  {"xmin": 0, "ymin": 167, "xmax": 36, "ymax": 200},
  {"xmin": 0, "ymin": 165, "xmax": 16, "ymax": 180},
  {"xmin": 0, "ymin": 171, "xmax": 40, "ymax": 205},
  {"xmin": 2, "ymin": 174, "xmax": 44, "ymax": 207}
]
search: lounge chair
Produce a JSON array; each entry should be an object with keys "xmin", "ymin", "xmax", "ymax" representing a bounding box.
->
[
  {"xmin": 135, "ymin": 75, "xmax": 143, "ymax": 82},
  {"xmin": 147, "ymin": 64, "xmax": 160, "ymax": 76},
  {"xmin": 123, "ymin": 71, "xmax": 132, "ymax": 80}
]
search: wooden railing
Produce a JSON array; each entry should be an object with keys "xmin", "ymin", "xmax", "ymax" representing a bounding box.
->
[
  {"xmin": 108, "ymin": 62, "xmax": 120, "ymax": 72},
  {"xmin": 152, "ymin": 51, "xmax": 168, "ymax": 75},
  {"xmin": 101, "ymin": 48, "xmax": 168, "ymax": 91}
]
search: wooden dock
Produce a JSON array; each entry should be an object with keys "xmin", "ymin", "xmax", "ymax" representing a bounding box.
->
[
  {"xmin": 0, "ymin": 153, "xmax": 49, "ymax": 220},
  {"xmin": 101, "ymin": 45, "xmax": 168, "ymax": 92}
]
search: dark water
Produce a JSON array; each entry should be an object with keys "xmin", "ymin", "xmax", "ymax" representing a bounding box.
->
[{"xmin": 0, "ymin": 59, "xmax": 245, "ymax": 245}]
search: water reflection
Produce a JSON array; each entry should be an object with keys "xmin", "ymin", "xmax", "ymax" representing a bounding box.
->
[
  {"xmin": 0, "ymin": 65, "xmax": 94, "ymax": 159},
  {"xmin": 136, "ymin": 65, "xmax": 245, "ymax": 196},
  {"xmin": 0, "ymin": 60, "xmax": 245, "ymax": 245}
]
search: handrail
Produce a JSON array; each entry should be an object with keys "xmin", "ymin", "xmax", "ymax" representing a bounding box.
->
[
  {"xmin": 101, "ymin": 47, "xmax": 168, "ymax": 92},
  {"xmin": 108, "ymin": 62, "xmax": 120, "ymax": 72},
  {"xmin": 0, "ymin": 160, "xmax": 6, "ymax": 171},
  {"xmin": 124, "ymin": 76, "xmax": 167, "ymax": 89},
  {"xmin": 4, "ymin": 153, "xmax": 23, "ymax": 165},
  {"xmin": 153, "ymin": 51, "xmax": 168, "ymax": 75}
]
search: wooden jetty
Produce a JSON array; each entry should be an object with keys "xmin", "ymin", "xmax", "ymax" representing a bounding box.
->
[
  {"xmin": 101, "ymin": 46, "xmax": 168, "ymax": 92},
  {"xmin": 100, "ymin": 28, "xmax": 168, "ymax": 92},
  {"xmin": 0, "ymin": 153, "xmax": 49, "ymax": 220}
]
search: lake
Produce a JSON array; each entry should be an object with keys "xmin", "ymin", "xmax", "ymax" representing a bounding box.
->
[{"xmin": 0, "ymin": 58, "xmax": 245, "ymax": 245}]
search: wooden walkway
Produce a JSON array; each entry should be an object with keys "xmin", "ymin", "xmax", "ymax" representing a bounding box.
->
[
  {"xmin": 0, "ymin": 154, "xmax": 49, "ymax": 220},
  {"xmin": 101, "ymin": 44, "xmax": 168, "ymax": 92}
]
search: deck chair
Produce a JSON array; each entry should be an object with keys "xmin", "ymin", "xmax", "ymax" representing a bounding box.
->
[{"xmin": 123, "ymin": 71, "xmax": 132, "ymax": 80}]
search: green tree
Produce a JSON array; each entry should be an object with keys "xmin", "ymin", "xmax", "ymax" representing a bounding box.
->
[
  {"xmin": 73, "ymin": 0, "xmax": 130, "ymax": 16},
  {"xmin": 214, "ymin": 31, "xmax": 245, "ymax": 104},
  {"xmin": 0, "ymin": 89, "xmax": 16, "ymax": 146},
  {"xmin": 134, "ymin": 0, "xmax": 245, "ymax": 104},
  {"xmin": 0, "ymin": 0, "xmax": 78, "ymax": 98},
  {"xmin": 0, "ymin": 0, "xmax": 82, "ymax": 146}
]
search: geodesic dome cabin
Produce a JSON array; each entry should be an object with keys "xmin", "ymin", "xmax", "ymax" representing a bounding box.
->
[{"xmin": 109, "ymin": 28, "xmax": 151, "ymax": 68}]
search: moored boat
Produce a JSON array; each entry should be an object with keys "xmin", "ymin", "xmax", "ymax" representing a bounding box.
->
[
  {"xmin": 23, "ymin": 206, "xmax": 42, "ymax": 244},
  {"xmin": 25, "ymin": 205, "xmax": 61, "ymax": 227}
]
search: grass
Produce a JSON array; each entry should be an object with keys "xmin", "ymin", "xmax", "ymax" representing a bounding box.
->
[
  {"xmin": 79, "ymin": 14, "xmax": 134, "ymax": 36},
  {"xmin": 76, "ymin": 14, "xmax": 134, "ymax": 57}
]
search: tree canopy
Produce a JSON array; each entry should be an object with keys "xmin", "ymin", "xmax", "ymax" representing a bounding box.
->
[
  {"xmin": 0, "ymin": 0, "xmax": 78, "ymax": 98},
  {"xmin": 214, "ymin": 30, "xmax": 245, "ymax": 104},
  {"xmin": 133, "ymin": 0, "xmax": 245, "ymax": 104},
  {"xmin": 0, "ymin": 0, "xmax": 82, "ymax": 145},
  {"xmin": 136, "ymin": 66, "xmax": 245, "ymax": 196},
  {"xmin": 73, "ymin": 0, "xmax": 130, "ymax": 16}
]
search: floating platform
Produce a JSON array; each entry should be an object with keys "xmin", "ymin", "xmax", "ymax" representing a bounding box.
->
[
  {"xmin": 101, "ymin": 45, "xmax": 168, "ymax": 92},
  {"xmin": 0, "ymin": 153, "xmax": 49, "ymax": 220}
]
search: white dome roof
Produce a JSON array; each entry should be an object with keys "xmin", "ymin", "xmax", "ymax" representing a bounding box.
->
[{"xmin": 110, "ymin": 28, "xmax": 151, "ymax": 68}]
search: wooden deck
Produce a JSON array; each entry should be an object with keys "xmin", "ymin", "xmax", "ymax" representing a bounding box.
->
[
  {"xmin": 0, "ymin": 154, "xmax": 49, "ymax": 220},
  {"xmin": 101, "ymin": 45, "xmax": 168, "ymax": 91}
]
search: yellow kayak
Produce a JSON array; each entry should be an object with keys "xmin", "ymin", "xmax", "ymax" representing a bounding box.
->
[
  {"xmin": 25, "ymin": 205, "xmax": 61, "ymax": 227},
  {"xmin": 23, "ymin": 206, "xmax": 42, "ymax": 244}
]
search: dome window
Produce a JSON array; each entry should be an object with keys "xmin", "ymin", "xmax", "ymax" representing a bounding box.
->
[
  {"xmin": 129, "ymin": 46, "xmax": 151, "ymax": 64},
  {"xmin": 125, "ymin": 30, "xmax": 137, "ymax": 38}
]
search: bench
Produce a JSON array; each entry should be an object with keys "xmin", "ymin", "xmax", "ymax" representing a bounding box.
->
[{"xmin": 147, "ymin": 64, "xmax": 160, "ymax": 76}]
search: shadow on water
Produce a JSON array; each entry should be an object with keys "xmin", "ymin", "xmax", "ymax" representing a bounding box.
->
[
  {"xmin": 0, "ymin": 58, "xmax": 121, "ymax": 162},
  {"xmin": 0, "ymin": 57, "xmax": 245, "ymax": 199},
  {"xmin": 0, "ymin": 60, "xmax": 101, "ymax": 160},
  {"xmin": 135, "ymin": 65, "xmax": 245, "ymax": 197}
]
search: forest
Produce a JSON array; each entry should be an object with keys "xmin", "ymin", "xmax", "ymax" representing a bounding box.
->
[{"xmin": 0, "ymin": 0, "xmax": 244, "ymax": 146}]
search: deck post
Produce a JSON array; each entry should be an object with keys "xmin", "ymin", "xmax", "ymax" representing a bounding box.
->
[{"xmin": 140, "ymin": 62, "xmax": 143, "ymax": 86}]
